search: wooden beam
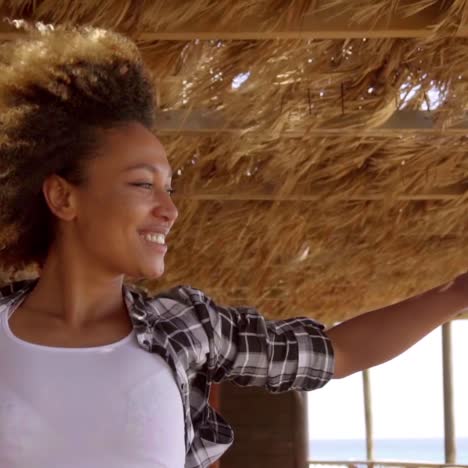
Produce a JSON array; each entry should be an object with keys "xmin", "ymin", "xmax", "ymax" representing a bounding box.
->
[
  {"xmin": 0, "ymin": 1, "xmax": 461, "ymax": 40},
  {"xmin": 306, "ymin": 461, "xmax": 468, "ymax": 467},
  {"xmin": 156, "ymin": 110, "xmax": 224, "ymax": 133},
  {"xmin": 175, "ymin": 187, "xmax": 466, "ymax": 202},
  {"xmin": 137, "ymin": 4, "xmax": 442, "ymax": 40},
  {"xmin": 155, "ymin": 110, "xmax": 468, "ymax": 137}
]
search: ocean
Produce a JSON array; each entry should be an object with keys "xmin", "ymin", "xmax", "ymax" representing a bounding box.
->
[{"xmin": 309, "ymin": 438, "xmax": 468, "ymax": 464}]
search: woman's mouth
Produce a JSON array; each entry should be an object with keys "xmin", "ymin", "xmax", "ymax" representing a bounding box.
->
[
  {"xmin": 139, "ymin": 232, "xmax": 168, "ymax": 253},
  {"xmin": 140, "ymin": 232, "xmax": 166, "ymax": 245}
]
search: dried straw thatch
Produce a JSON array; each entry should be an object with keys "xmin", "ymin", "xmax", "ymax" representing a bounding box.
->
[{"xmin": 1, "ymin": 0, "xmax": 468, "ymax": 324}]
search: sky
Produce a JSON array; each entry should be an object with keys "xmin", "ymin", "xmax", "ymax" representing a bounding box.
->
[{"xmin": 308, "ymin": 320, "xmax": 468, "ymax": 440}]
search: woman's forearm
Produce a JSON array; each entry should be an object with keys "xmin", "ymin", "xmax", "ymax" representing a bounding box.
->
[{"xmin": 326, "ymin": 282, "xmax": 467, "ymax": 379}]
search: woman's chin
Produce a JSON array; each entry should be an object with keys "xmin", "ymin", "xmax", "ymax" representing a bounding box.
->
[
  {"xmin": 140, "ymin": 262, "xmax": 165, "ymax": 280},
  {"xmin": 123, "ymin": 258, "xmax": 165, "ymax": 280}
]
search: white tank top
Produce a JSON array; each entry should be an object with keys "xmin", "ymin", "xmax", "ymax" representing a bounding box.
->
[{"xmin": 0, "ymin": 295, "xmax": 185, "ymax": 468}]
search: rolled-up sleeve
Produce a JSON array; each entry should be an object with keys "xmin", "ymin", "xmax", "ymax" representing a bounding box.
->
[{"xmin": 185, "ymin": 287, "xmax": 335, "ymax": 393}]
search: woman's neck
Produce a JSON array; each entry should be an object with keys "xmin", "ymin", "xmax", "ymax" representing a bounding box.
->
[{"xmin": 22, "ymin": 248, "xmax": 127, "ymax": 330}]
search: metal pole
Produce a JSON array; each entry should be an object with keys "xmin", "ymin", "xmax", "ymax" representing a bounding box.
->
[
  {"xmin": 442, "ymin": 322, "xmax": 456, "ymax": 464},
  {"xmin": 362, "ymin": 369, "xmax": 374, "ymax": 461}
]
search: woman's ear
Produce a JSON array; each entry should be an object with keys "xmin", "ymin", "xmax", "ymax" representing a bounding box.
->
[{"xmin": 42, "ymin": 174, "xmax": 77, "ymax": 222}]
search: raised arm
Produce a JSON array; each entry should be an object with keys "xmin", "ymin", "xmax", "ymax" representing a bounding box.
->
[{"xmin": 326, "ymin": 272, "xmax": 468, "ymax": 379}]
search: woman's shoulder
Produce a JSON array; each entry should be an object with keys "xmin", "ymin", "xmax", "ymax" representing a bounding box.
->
[
  {"xmin": 152, "ymin": 284, "xmax": 209, "ymax": 303},
  {"xmin": 126, "ymin": 282, "xmax": 210, "ymax": 313},
  {"xmin": 141, "ymin": 285, "xmax": 213, "ymax": 317}
]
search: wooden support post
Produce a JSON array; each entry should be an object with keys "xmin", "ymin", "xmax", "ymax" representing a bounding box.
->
[
  {"xmin": 293, "ymin": 391, "xmax": 308, "ymax": 468},
  {"xmin": 209, "ymin": 384, "xmax": 221, "ymax": 468},
  {"xmin": 442, "ymin": 322, "xmax": 456, "ymax": 464},
  {"xmin": 362, "ymin": 369, "xmax": 374, "ymax": 461}
]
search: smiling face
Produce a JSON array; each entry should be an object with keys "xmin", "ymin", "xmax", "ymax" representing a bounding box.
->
[{"xmin": 43, "ymin": 122, "xmax": 178, "ymax": 280}]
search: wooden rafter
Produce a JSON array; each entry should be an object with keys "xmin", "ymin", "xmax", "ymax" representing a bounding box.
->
[
  {"xmin": 175, "ymin": 190, "xmax": 466, "ymax": 202},
  {"xmin": 0, "ymin": 1, "xmax": 466, "ymax": 40},
  {"xmin": 154, "ymin": 110, "xmax": 468, "ymax": 136}
]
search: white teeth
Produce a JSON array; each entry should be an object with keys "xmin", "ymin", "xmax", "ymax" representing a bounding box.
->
[{"xmin": 142, "ymin": 233, "xmax": 166, "ymax": 245}]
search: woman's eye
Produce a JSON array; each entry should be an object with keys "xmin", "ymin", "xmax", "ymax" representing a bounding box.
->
[
  {"xmin": 132, "ymin": 182, "xmax": 153, "ymax": 189},
  {"xmin": 132, "ymin": 183, "xmax": 175, "ymax": 196}
]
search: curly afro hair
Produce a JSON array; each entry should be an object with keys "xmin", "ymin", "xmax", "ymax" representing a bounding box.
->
[{"xmin": 0, "ymin": 21, "xmax": 157, "ymax": 275}]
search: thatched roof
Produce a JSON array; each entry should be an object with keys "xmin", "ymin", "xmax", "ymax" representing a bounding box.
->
[{"xmin": 1, "ymin": 1, "xmax": 468, "ymax": 324}]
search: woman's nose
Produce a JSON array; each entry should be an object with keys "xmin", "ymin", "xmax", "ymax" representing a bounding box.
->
[{"xmin": 154, "ymin": 193, "xmax": 178, "ymax": 224}]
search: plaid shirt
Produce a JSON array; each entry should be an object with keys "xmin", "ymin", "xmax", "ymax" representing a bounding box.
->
[{"xmin": 0, "ymin": 279, "xmax": 335, "ymax": 468}]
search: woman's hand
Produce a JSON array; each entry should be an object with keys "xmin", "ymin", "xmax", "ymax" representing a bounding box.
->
[
  {"xmin": 437, "ymin": 271, "xmax": 468, "ymax": 302},
  {"xmin": 327, "ymin": 270, "xmax": 468, "ymax": 378}
]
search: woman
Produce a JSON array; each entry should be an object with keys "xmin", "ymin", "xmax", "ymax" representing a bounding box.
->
[{"xmin": 0, "ymin": 23, "xmax": 466, "ymax": 468}]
